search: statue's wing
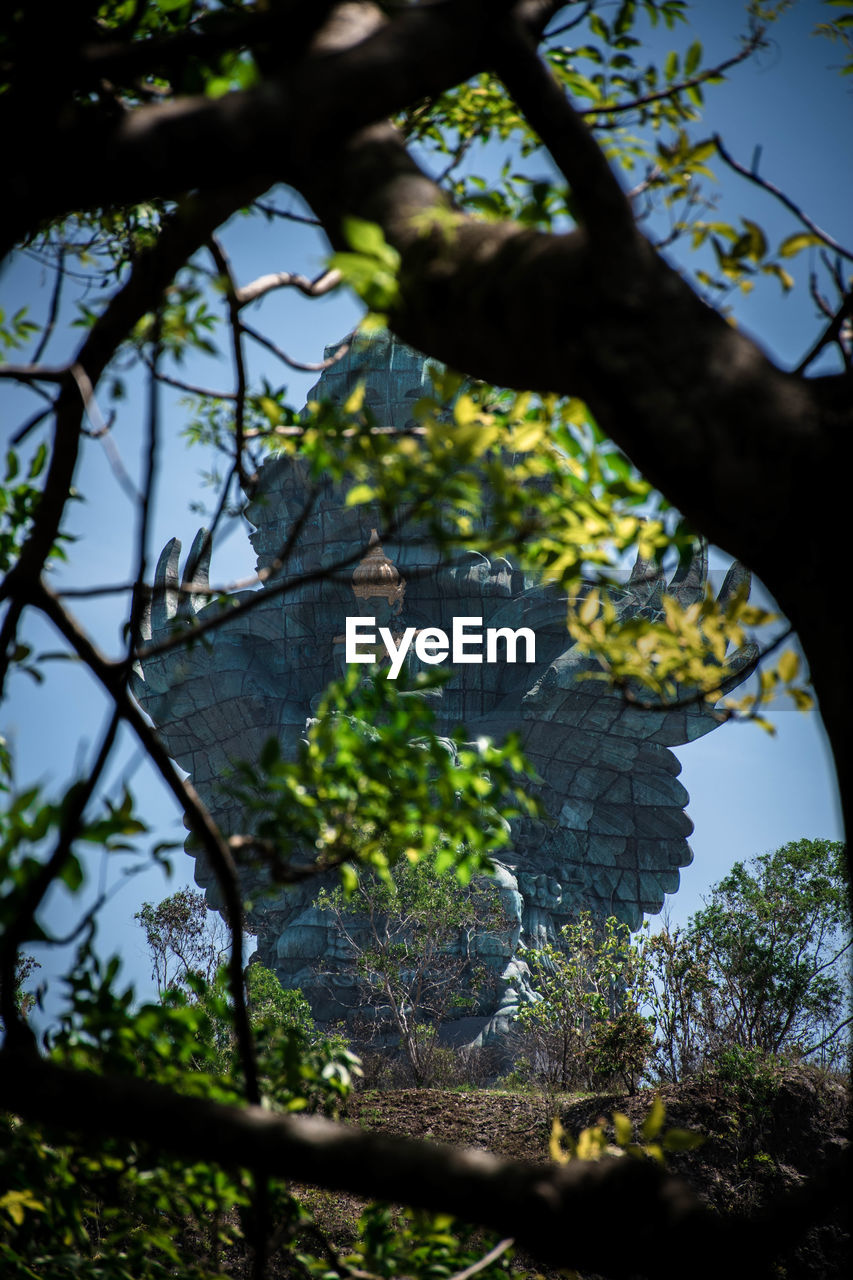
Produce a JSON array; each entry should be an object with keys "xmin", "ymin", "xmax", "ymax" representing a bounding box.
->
[
  {"xmin": 131, "ymin": 532, "xmax": 314, "ymax": 912},
  {"xmin": 473, "ymin": 548, "xmax": 757, "ymax": 934}
]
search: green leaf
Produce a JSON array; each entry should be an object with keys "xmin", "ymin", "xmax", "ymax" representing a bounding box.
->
[
  {"xmin": 662, "ymin": 1128, "xmax": 705, "ymax": 1152},
  {"xmin": 59, "ymin": 852, "xmax": 84, "ymax": 891},
  {"xmin": 778, "ymin": 232, "xmax": 824, "ymax": 257},
  {"xmin": 684, "ymin": 40, "xmax": 702, "ymax": 75},
  {"xmin": 345, "ymin": 483, "xmax": 376, "ymax": 507},
  {"xmin": 613, "ymin": 1112, "xmax": 633, "ymax": 1146},
  {"xmin": 27, "ymin": 443, "xmax": 48, "ymax": 479},
  {"xmin": 741, "ymin": 219, "xmax": 768, "ymax": 261},
  {"xmin": 641, "ymin": 1094, "xmax": 666, "ymax": 1141},
  {"xmin": 342, "ymin": 218, "xmax": 399, "ymax": 268},
  {"xmin": 777, "ymin": 649, "xmax": 799, "ymax": 683}
]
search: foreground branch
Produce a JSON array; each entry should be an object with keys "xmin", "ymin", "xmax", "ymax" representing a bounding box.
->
[{"xmin": 1, "ymin": 1050, "xmax": 845, "ymax": 1280}]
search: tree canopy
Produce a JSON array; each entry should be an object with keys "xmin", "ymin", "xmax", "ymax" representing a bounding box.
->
[{"xmin": 1, "ymin": 2, "xmax": 851, "ymax": 1277}]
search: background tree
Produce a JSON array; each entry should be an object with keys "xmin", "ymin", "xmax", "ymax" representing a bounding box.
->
[
  {"xmin": 135, "ymin": 886, "xmax": 228, "ymax": 998},
  {"xmin": 515, "ymin": 912, "xmax": 653, "ymax": 1092},
  {"xmin": 646, "ymin": 839, "xmax": 851, "ymax": 1077},
  {"xmin": 1, "ymin": 2, "xmax": 851, "ymax": 1277},
  {"xmin": 686, "ymin": 838, "xmax": 851, "ymax": 1063},
  {"xmin": 245, "ymin": 961, "xmax": 316, "ymax": 1041},
  {"xmin": 316, "ymin": 854, "xmax": 508, "ymax": 1086},
  {"xmin": 645, "ymin": 914, "xmax": 714, "ymax": 1083}
]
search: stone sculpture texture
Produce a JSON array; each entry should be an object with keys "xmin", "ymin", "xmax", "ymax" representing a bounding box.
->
[{"xmin": 133, "ymin": 331, "xmax": 748, "ymax": 1047}]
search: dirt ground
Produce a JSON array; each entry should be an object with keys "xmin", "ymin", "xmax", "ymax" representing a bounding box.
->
[{"xmin": 304, "ymin": 1064, "xmax": 850, "ymax": 1277}]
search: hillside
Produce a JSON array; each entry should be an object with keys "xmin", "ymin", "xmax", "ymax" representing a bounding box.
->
[{"xmin": 322, "ymin": 1063, "xmax": 849, "ymax": 1278}]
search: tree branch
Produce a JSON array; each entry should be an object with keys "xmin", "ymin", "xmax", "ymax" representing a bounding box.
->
[
  {"xmin": 0, "ymin": 183, "xmax": 265, "ymax": 637},
  {"xmin": 580, "ymin": 26, "xmax": 766, "ymax": 121},
  {"xmin": 27, "ymin": 583, "xmax": 261, "ymax": 1108},
  {"xmin": 714, "ymin": 134, "xmax": 853, "ymax": 264},
  {"xmin": 208, "ymin": 235, "xmax": 252, "ymax": 493},
  {"xmin": 492, "ymin": 11, "xmax": 636, "ymax": 244},
  {"xmin": 1, "ymin": 1, "xmax": 562, "ymax": 255},
  {"xmin": 0, "ymin": 1049, "xmax": 848, "ymax": 1280},
  {"xmin": 235, "ymin": 267, "xmax": 342, "ymax": 307}
]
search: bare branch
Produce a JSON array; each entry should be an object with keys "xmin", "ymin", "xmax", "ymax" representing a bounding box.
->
[
  {"xmin": 10, "ymin": 403, "xmax": 55, "ymax": 445},
  {"xmin": 235, "ymin": 267, "xmax": 342, "ymax": 307},
  {"xmin": 208, "ymin": 235, "xmax": 252, "ymax": 492},
  {"xmin": 801, "ymin": 1013, "xmax": 853, "ymax": 1058},
  {"xmin": 77, "ymin": 2, "xmax": 339, "ymax": 86},
  {"xmin": 30, "ymin": 246, "xmax": 65, "ymax": 364},
  {"xmin": 714, "ymin": 134, "xmax": 853, "ymax": 264},
  {"xmin": 0, "ymin": 363, "xmax": 69, "ymax": 383},
  {"xmin": 795, "ymin": 291, "xmax": 853, "ymax": 375},
  {"xmin": 0, "ymin": 182, "xmax": 266, "ymax": 634},
  {"xmin": 253, "ymin": 200, "xmax": 322, "ymax": 227},
  {"xmin": 0, "ymin": 703, "xmax": 122, "ymax": 1052},
  {"xmin": 241, "ymin": 321, "xmax": 351, "ymax": 374},
  {"xmin": 448, "ymin": 1237, "xmax": 514, "ymax": 1280},
  {"xmin": 143, "ymin": 357, "xmax": 238, "ymax": 401},
  {"xmin": 29, "ymin": 583, "xmax": 261, "ymax": 1108},
  {"xmin": 544, "ymin": 4, "xmax": 593, "ymax": 39},
  {"xmin": 493, "ymin": 13, "xmax": 635, "ymax": 244}
]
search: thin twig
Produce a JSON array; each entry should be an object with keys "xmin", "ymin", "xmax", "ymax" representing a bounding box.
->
[
  {"xmin": 30, "ymin": 247, "xmax": 66, "ymax": 365},
  {"xmin": 144, "ymin": 358, "xmax": 237, "ymax": 401},
  {"xmin": 133, "ymin": 507, "xmax": 408, "ymax": 665},
  {"xmin": 253, "ymin": 200, "xmax": 322, "ymax": 227},
  {"xmin": 0, "ymin": 362, "xmax": 68, "ymax": 383},
  {"xmin": 617, "ymin": 623, "xmax": 795, "ymax": 717},
  {"xmin": 209, "ymin": 236, "xmax": 252, "ymax": 493},
  {"xmin": 11, "ymin": 403, "xmax": 55, "ymax": 445},
  {"xmin": 32, "ymin": 583, "xmax": 261, "ymax": 1107},
  {"xmin": 801, "ymin": 1013, "xmax": 853, "ymax": 1058},
  {"xmin": 127, "ymin": 317, "xmax": 161, "ymax": 662},
  {"xmin": 809, "ymin": 271, "xmax": 834, "ymax": 321},
  {"xmin": 436, "ymin": 130, "xmax": 481, "ymax": 185},
  {"xmin": 241, "ymin": 322, "xmax": 352, "ymax": 374},
  {"xmin": 714, "ymin": 134, "xmax": 853, "ymax": 264},
  {"xmin": 0, "ymin": 703, "xmax": 122, "ymax": 1051},
  {"xmin": 581, "ymin": 29, "xmax": 766, "ymax": 122},
  {"xmin": 544, "ymin": 4, "xmax": 593, "ymax": 40},
  {"xmin": 794, "ymin": 291, "xmax": 853, "ymax": 375},
  {"xmin": 492, "ymin": 14, "xmax": 635, "ymax": 244},
  {"xmin": 0, "ymin": 597, "xmax": 25, "ymax": 699},
  {"xmin": 448, "ymin": 1237, "xmax": 514, "ymax": 1280},
  {"xmin": 235, "ymin": 267, "xmax": 342, "ymax": 307}
]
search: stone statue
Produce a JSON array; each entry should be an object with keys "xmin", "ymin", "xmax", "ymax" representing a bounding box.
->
[{"xmin": 132, "ymin": 330, "xmax": 752, "ymax": 1047}]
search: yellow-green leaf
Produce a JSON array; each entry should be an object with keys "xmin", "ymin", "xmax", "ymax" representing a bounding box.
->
[
  {"xmin": 345, "ymin": 484, "xmax": 376, "ymax": 507},
  {"xmin": 344, "ymin": 383, "xmax": 366, "ymax": 414},
  {"xmin": 578, "ymin": 589, "xmax": 600, "ymax": 626},
  {"xmin": 777, "ymin": 649, "xmax": 799, "ymax": 683},
  {"xmin": 641, "ymin": 1094, "xmax": 666, "ymax": 1141},
  {"xmin": 613, "ymin": 1112, "xmax": 633, "ymax": 1147},
  {"xmin": 778, "ymin": 232, "xmax": 824, "ymax": 258}
]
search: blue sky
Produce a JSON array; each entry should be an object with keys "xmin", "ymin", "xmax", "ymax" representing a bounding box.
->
[{"xmin": 1, "ymin": 0, "xmax": 849, "ymax": 1021}]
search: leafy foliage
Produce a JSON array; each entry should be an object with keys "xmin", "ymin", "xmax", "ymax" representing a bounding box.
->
[
  {"xmin": 227, "ymin": 664, "xmax": 536, "ymax": 893},
  {"xmin": 645, "ymin": 839, "xmax": 851, "ymax": 1080},
  {"xmin": 516, "ymin": 913, "xmax": 654, "ymax": 1092},
  {"xmin": 549, "ymin": 1093, "xmax": 703, "ymax": 1166},
  {"xmin": 686, "ymin": 838, "xmax": 850, "ymax": 1060},
  {"xmin": 135, "ymin": 887, "xmax": 228, "ymax": 998},
  {"xmin": 1, "ymin": 0, "xmax": 850, "ymax": 1275},
  {"xmin": 316, "ymin": 852, "xmax": 509, "ymax": 1085},
  {"xmin": 0, "ymin": 939, "xmax": 358, "ymax": 1279}
]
